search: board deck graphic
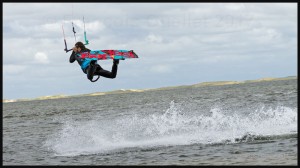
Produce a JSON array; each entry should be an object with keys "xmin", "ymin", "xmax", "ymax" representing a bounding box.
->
[{"xmin": 79, "ymin": 50, "xmax": 138, "ymax": 60}]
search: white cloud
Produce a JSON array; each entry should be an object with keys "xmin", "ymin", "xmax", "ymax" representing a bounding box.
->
[
  {"xmin": 41, "ymin": 22, "xmax": 62, "ymax": 33},
  {"xmin": 247, "ymin": 27, "xmax": 282, "ymax": 44},
  {"xmin": 86, "ymin": 21, "xmax": 106, "ymax": 32},
  {"xmin": 146, "ymin": 34, "xmax": 163, "ymax": 43},
  {"xmin": 34, "ymin": 52, "xmax": 50, "ymax": 64}
]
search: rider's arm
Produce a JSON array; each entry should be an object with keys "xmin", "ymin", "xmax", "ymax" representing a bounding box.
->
[{"xmin": 69, "ymin": 51, "xmax": 76, "ymax": 63}]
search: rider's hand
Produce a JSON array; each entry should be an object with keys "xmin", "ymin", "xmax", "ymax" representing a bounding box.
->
[{"xmin": 72, "ymin": 47, "xmax": 78, "ymax": 52}]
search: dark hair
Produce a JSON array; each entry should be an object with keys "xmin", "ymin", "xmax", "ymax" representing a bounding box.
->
[{"xmin": 75, "ymin": 41, "xmax": 86, "ymax": 50}]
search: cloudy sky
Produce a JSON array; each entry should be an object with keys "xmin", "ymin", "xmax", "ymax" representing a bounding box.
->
[{"xmin": 3, "ymin": 3, "xmax": 297, "ymax": 100}]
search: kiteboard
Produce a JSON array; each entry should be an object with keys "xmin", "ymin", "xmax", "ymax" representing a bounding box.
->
[{"xmin": 79, "ymin": 50, "xmax": 138, "ymax": 60}]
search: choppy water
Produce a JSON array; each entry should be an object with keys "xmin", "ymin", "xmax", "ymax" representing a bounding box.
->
[{"xmin": 3, "ymin": 79, "xmax": 297, "ymax": 165}]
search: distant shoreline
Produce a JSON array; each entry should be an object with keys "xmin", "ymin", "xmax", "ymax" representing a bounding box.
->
[{"xmin": 3, "ymin": 76, "xmax": 297, "ymax": 103}]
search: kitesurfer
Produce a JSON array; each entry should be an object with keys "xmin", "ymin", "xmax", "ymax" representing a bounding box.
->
[{"xmin": 69, "ymin": 41, "xmax": 119, "ymax": 81}]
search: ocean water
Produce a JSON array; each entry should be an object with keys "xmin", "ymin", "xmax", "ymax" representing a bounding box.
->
[{"xmin": 3, "ymin": 79, "xmax": 297, "ymax": 165}]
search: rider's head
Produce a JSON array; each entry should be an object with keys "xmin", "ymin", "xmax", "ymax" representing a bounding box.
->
[{"xmin": 75, "ymin": 41, "xmax": 85, "ymax": 52}]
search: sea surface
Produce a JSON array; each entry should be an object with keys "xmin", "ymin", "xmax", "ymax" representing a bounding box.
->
[{"xmin": 3, "ymin": 79, "xmax": 298, "ymax": 165}]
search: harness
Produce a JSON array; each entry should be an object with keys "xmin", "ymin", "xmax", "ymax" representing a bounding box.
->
[{"xmin": 86, "ymin": 60, "xmax": 101, "ymax": 82}]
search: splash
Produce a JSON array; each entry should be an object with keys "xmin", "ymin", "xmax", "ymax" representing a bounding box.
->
[{"xmin": 44, "ymin": 101, "xmax": 297, "ymax": 156}]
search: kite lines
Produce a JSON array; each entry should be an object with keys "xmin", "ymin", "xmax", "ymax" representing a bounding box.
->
[{"xmin": 62, "ymin": 6, "xmax": 89, "ymax": 53}]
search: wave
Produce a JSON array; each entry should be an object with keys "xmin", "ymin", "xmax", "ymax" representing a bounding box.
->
[{"xmin": 44, "ymin": 101, "xmax": 297, "ymax": 156}]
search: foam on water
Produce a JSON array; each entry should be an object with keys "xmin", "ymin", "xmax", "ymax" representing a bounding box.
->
[{"xmin": 45, "ymin": 101, "xmax": 297, "ymax": 156}]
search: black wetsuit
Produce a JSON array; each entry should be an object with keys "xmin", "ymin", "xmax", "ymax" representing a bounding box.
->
[{"xmin": 69, "ymin": 48, "xmax": 118, "ymax": 79}]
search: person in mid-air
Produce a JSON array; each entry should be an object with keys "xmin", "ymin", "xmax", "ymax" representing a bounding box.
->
[{"xmin": 69, "ymin": 41, "xmax": 119, "ymax": 82}]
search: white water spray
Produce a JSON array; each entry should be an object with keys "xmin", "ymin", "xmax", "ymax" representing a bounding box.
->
[{"xmin": 44, "ymin": 101, "xmax": 297, "ymax": 156}]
